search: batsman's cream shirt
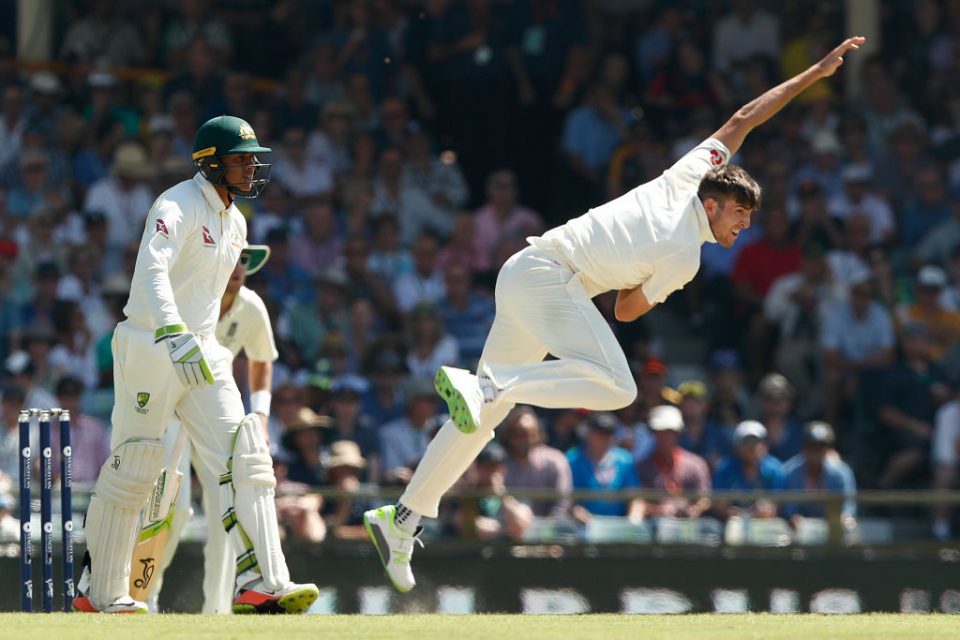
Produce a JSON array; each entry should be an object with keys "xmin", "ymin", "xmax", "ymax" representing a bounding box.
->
[
  {"xmin": 216, "ymin": 285, "xmax": 279, "ymax": 362},
  {"xmin": 529, "ymin": 138, "xmax": 729, "ymax": 303},
  {"xmin": 125, "ymin": 173, "xmax": 246, "ymax": 337}
]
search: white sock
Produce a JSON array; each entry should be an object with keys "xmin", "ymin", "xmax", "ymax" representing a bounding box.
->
[{"xmin": 394, "ymin": 503, "xmax": 422, "ymax": 534}]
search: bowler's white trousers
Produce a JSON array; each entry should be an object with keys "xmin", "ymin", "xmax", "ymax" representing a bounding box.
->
[{"xmin": 400, "ymin": 245, "xmax": 637, "ymax": 517}]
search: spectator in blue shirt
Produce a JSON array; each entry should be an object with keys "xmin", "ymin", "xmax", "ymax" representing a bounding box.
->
[
  {"xmin": 567, "ymin": 412, "xmax": 643, "ymax": 522},
  {"xmin": 439, "ymin": 263, "xmax": 495, "ymax": 369},
  {"xmin": 782, "ymin": 421, "xmax": 857, "ymax": 525},
  {"xmin": 712, "ymin": 420, "xmax": 785, "ymax": 520}
]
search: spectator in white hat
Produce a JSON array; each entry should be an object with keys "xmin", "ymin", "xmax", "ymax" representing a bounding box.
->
[{"xmin": 636, "ymin": 405, "xmax": 711, "ymax": 518}]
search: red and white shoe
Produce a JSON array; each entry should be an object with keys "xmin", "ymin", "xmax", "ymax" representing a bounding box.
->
[
  {"xmin": 72, "ymin": 564, "xmax": 148, "ymax": 614},
  {"xmin": 232, "ymin": 578, "xmax": 320, "ymax": 614}
]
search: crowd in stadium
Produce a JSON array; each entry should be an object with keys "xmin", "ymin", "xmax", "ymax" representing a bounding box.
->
[{"xmin": 1, "ymin": 0, "xmax": 960, "ymax": 544}]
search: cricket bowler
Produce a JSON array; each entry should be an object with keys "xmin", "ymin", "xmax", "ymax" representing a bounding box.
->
[{"xmin": 364, "ymin": 37, "xmax": 867, "ymax": 592}]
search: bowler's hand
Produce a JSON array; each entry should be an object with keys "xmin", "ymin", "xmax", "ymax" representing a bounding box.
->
[{"xmin": 814, "ymin": 36, "xmax": 866, "ymax": 78}]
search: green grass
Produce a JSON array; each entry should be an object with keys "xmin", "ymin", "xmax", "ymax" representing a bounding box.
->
[{"xmin": 1, "ymin": 613, "xmax": 959, "ymax": 640}]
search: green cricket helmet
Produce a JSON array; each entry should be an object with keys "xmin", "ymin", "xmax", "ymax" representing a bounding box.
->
[{"xmin": 192, "ymin": 115, "xmax": 272, "ymax": 198}]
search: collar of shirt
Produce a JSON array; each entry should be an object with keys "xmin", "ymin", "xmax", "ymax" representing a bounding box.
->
[
  {"xmin": 693, "ymin": 196, "xmax": 718, "ymax": 244},
  {"xmin": 193, "ymin": 172, "xmax": 230, "ymax": 215}
]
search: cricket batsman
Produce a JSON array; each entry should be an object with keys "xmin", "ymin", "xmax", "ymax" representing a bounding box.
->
[
  {"xmin": 137, "ymin": 242, "xmax": 278, "ymax": 614},
  {"xmin": 364, "ymin": 37, "xmax": 867, "ymax": 591},
  {"xmin": 74, "ymin": 115, "xmax": 318, "ymax": 614}
]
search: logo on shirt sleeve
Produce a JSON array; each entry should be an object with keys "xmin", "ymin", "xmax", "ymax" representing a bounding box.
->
[
  {"xmin": 201, "ymin": 225, "xmax": 216, "ymax": 247},
  {"xmin": 155, "ymin": 218, "xmax": 169, "ymax": 237},
  {"xmin": 709, "ymin": 149, "xmax": 725, "ymax": 166}
]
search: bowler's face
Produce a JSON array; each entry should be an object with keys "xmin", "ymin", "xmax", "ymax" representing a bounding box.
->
[{"xmin": 707, "ymin": 198, "xmax": 753, "ymax": 248}]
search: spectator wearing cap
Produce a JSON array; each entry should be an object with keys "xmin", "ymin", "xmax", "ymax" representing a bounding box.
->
[
  {"xmin": 378, "ymin": 379, "xmax": 440, "ymax": 485},
  {"xmin": 281, "ymin": 407, "xmax": 333, "ymax": 487},
  {"xmin": 636, "ymin": 405, "xmax": 711, "ymax": 518},
  {"xmin": 83, "ymin": 141, "xmax": 155, "ymax": 252},
  {"xmin": 900, "ymin": 166, "xmax": 952, "ymax": 249},
  {"xmin": 321, "ymin": 440, "xmax": 371, "ymax": 539},
  {"xmin": 790, "ymin": 131, "xmax": 846, "ymax": 203},
  {"xmin": 359, "ymin": 342, "xmax": 407, "ymax": 427},
  {"xmin": 405, "ymin": 303, "xmax": 459, "ymax": 381},
  {"xmin": 781, "ymin": 421, "xmax": 856, "ymax": 525},
  {"xmin": 827, "ymin": 164, "xmax": 895, "ymax": 246},
  {"xmin": 83, "ymin": 70, "xmax": 139, "ymax": 135},
  {"xmin": 50, "ymin": 376, "xmax": 109, "ymax": 484},
  {"xmin": 455, "ymin": 441, "xmax": 533, "ymax": 541},
  {"xmin": 876, "ymin": 321, "xmax": 951, "ymax": 488},
  {"xmin": 566, "ymin": 412, "xmax": 643, "ymax": 522},
  {"xmin": 636, "ymin": 356, "xmax": 681, "ymax": 417},
  {"xmin": 896, "ymin": 265, "xmax": 960, "ymax": 360},
  {"xmin": 676, "ymin": 380, "xmax": 733, "ymax": 469},
  {"xmin": 764, "ymin": 240, "xmax": 847, "ymax": 417},
  {"xmin": 821, "ymin": 269, "xmax": 896, "ymax": 425},
  {"xmin": 753, "ymin": 373, "xmax": 805, "ymax": 463},
  {"xmin": 712, "ymin": 420, "xmax": 785, "ymax": 520},
  {"xmin": 501, "ymin": 407, "xmax": 573, "ymax": 519},
  {"xmin": 328, "ymin": 375, "xmax": 379, "ymax": 480}
]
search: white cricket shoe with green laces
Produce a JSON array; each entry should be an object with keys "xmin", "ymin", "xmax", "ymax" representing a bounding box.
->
[{"xmin": 364, "ymin": 505, "xmax": 423, "ymax": 593}]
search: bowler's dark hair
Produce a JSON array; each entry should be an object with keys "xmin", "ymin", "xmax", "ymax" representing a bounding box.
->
[{"xmin": 698, "ymin": 165, "xmax": 762, "ymax": 211}]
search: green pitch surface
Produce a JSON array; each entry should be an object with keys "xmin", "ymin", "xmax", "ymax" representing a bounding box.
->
[{"xmin": 1, "ymin": 613, "xmax": 958, "ymax": 639}]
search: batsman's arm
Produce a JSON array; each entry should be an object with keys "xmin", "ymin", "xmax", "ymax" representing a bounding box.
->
[
  {"xmin": 248, "ymin": 358, "xmax": 273, "ymax": 444},
  {"xmin": 712, "ymin": 36, "xmax": 865, "ymax": 156}
]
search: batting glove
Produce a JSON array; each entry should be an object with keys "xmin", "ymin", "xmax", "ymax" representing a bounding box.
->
[{"xmin": 155, "ymin": 324, "xmax": 214, "ymax": 388}]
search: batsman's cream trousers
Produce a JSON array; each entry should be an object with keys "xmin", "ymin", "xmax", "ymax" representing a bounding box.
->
[
  {"xmin": 107, "ymin": 321, "xmax": 285, "ymax": 602},
  {"xmin": 401, "ymin": 246, "xmax": 637, "ymax": 517}
]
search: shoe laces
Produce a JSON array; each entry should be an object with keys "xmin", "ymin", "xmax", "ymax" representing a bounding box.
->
[
  {"xmin": 392, "ymin": 528, "xmax": 424, "ymax": 566},
  {"xmin": 478, "ymin": 374, "xmax": 498, "ymax": 404}
]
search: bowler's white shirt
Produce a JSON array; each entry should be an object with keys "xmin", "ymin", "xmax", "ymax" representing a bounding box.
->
[
  {"xmin": 125, "ymin": 173, "xmax": 245, "ymax": 337},
  {"xmin": 216, "ymin": 285, "xmax": 279, "ymax": 362},
  {"xmin": 530, "ymin": 138, "xmax": 729, "ymax": 303}
]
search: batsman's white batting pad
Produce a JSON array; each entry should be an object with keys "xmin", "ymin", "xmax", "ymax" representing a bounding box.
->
[
  {"xmin": 221, "ymin": 414, "xmax": 289, "ymax": 592},
  {"xmin": 85, "ymin": 437, "xmax": 165, "ymax": 609}
]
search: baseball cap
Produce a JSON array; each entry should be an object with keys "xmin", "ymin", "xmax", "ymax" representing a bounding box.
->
[
  {"xmin": 477, "ymin": 441, "xmax": 507, "ymax": 465},
  {"xmin": 733, "ymin": 420, "xmax": 767, "ymax": 444},
  {"xmin": 583, "ymin": 412, "xmax": 617, "ymax": 434},
  {"xmin": 641, "ymin": 357, "xmax": 668, "ymax": 376},
  {"xmin": 758, "ymin": 372, "xmax": 794, "ymax": 399},
  {"xmin": 709, "ymin": 349, "xmax": 740, "ymax": 372},
  {"xmin": 648, "ymin": 405, "xmax": 684, "ymax": 432},
  {"xmin": 842, "ymin": 163, "xmax": 873, "ymax": 183},
  {"xmin": 331, "ymin": 374, "xmax": 369, "ymax": 395},
  {"xmin": 810, "ymin": 130, "xmax": 842, "ymax": 154},
  {"xmin": 30, "ymin": 71, "xmax": 62, "ymax": 95},
  {"xmin": 917, "ymin": 265, "xmax": 947, "ymax": 289},
  {"xmin": 677, "ymin": 380, "xmax": 709, "ymax": 400},
  {"xmin": 804, "ymin": 421, "xmax": 835, "ymax": 446}
]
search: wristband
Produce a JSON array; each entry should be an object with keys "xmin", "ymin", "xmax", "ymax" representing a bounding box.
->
[{"xmin": 250, "ymin": 389, "xmax": 272, "ymax": 416}]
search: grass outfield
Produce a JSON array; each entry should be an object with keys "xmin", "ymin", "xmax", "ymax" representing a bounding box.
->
[{"xmin": 1, "ymin": 613, "xmax": 958, "ymax": 640}]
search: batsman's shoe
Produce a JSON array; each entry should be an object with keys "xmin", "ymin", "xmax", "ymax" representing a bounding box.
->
[
  {"xmin": 435, "ymin": 366, "xmax": 484, "ymax": 434},
  {"xmin": 72, "ymin": 565, "xmax": 148, "ymax": 614},
  {"xmin": 364, "ymin": 505, "xmax": 424, "ymax": 593},
  {"xmin": 232, "ymin": 579, "xmax": 320, "ymax": 614}
]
